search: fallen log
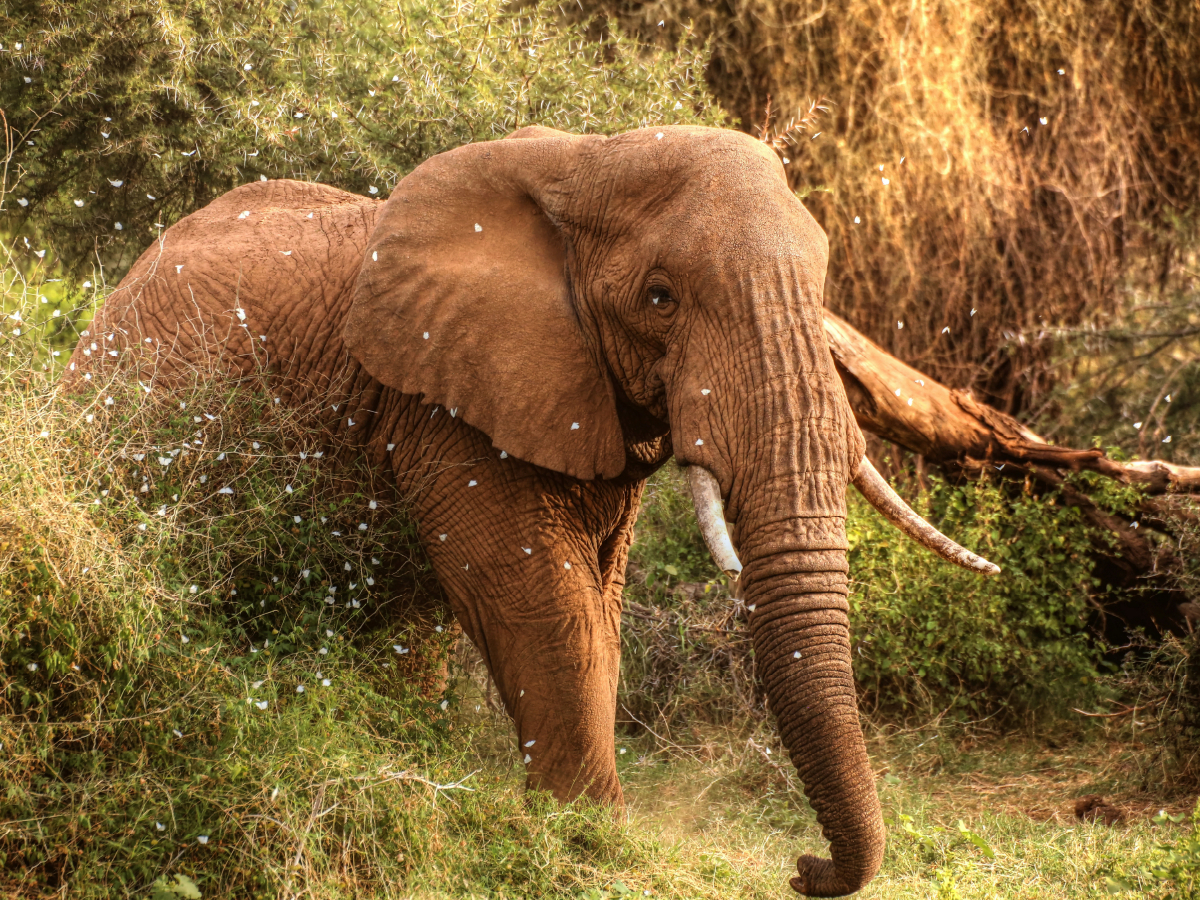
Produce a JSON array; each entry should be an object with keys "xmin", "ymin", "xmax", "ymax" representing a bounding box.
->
[
  {"xmin": 823, "ymin": 311, "xmax": 1200, "ymax": 580},
  {"xmin": 824, "ymin": 311, "xmax": 1200, "ymax": 495}
]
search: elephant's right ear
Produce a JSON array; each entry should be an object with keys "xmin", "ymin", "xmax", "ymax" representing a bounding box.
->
[{"xmin": 344, "ymin": 133, "xmax": 627, "ymax": 480}]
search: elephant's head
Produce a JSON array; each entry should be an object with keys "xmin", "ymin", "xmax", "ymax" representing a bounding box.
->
[{"xmin": 344, "ymin": 125, "xmax": 997, "ymax": 897}]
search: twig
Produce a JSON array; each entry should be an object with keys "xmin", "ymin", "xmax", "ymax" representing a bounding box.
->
[
  {"xmin": 759, "ymin": 97, "xmax": 829, "ymax": 150},
  {"xmin": 756, "ymin": 95, "xmax": 775, "ymax": 143},
  {"xmin": 619, "ymin": 704, "xmax": 700, "ymax": 760},
  {"xmin": 622, "ymin": 599, "xmax": 747, "ymax": 639},
  {"xmin": 380, "ymin": 767, "xmax": 479, "ymax": 805},
  {"xmin": 1071, "ymin": 703, "xmax": 1145, "ymax": 718}
]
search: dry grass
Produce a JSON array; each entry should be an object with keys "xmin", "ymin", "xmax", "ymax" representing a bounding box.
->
[{"xmin": 582, "ymin": 0, "xmax": 1200, "ymax": 413}]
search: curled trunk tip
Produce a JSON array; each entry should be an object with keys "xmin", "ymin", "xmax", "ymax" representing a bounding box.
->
[
  {"xmin": 792, "ymin": 853, "xmax": 880, "ymax": 897},
  {"xmin": 852, "ymin": 456, "xmax": 1000, "ymax": 575}
]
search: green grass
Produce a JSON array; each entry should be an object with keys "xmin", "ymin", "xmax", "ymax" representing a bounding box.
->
[
  {"xmin": 451, "ymin": 643, "xmax": 1183, "ymax": 899},
  {"xmin": 602, "ymin": 707, "xmax": 1184, "ymax": 899}
]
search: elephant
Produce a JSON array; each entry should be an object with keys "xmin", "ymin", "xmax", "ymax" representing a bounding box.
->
[{"xmin": 67, "ymin": 125, "xmax": 996, "ymax": 897}]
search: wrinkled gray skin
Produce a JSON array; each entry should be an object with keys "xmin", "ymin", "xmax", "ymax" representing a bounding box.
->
[{"xmin": 71, "ymin": 126, "xmax": 882, "ymax": 895}]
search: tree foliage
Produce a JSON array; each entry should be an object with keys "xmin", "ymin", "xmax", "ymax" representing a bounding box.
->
[{"xmin": 0, "ymin": 0, "xmax": 722, "ymax": 282}]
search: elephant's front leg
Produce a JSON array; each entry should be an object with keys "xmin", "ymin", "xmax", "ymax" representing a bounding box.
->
[
  {"xmin": 490, "ymin": 575, "xmax": 624, "ymax": 803},
  {"xmin": 414, "ymin": 458, "xmax": 638, "ymax": 804}
]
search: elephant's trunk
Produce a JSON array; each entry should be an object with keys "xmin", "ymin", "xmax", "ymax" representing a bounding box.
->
[
  {"xmin": 743, "ymin": 543, "xmax": 884, "ymax": 896},
  {"xmin": 684, "ymin": 453, "xmax": 1001, "ymax": 896},
  {"xmin": 674, "ymin": 254, "xmax": 991, "ymax": 894},
  {"xmin": 685, "ymin": 448, "xmax": 999, "ymax": 895},
  {"xmin": 686, "ymin": 464, "xmax": 883, "ymax": 896}
]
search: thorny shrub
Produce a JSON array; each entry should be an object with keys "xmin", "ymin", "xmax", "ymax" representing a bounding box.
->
[
  {"xmin": 1033, "ymin": 251, "xmax": 1200, "ymax": 465},
  {"xmin": 620, "ymin": 467, "xmax": 758, "ymax": 735},
  {"xmin": 0, "ymin": 0, "xmax": 722, "ymax": 284}
]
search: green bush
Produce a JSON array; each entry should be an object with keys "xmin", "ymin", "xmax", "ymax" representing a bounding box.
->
[
  {"xmin": 0, "ymin": 326, "xmax": 451, "ymax": 895},
  {"xmin": 623, "ymin": 464, "xmax": 1112, "ymax": 724},
  {"xmin": 0, "ymin": 313, "xmax": 771, "ymax": 898},
  {"xmin": 847, "ymin": 472, "xmax": 1112, "ymax": 717}
]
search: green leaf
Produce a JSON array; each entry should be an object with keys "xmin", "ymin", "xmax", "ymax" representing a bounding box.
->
[
  {"xmin": 148, "ymin": 874, "xmax": 201, "ymax": 899},
  {"xmin": 956, "ymin": 820, "xmax": 994, "ymax": 859},
  {"xmin": 1104, "ymin": 875, "xmax": 1135, "ymax": 893}
]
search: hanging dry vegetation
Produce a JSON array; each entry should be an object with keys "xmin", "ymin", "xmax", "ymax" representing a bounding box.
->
[{"xmin": 581, "ymin": 0, "xmax": 1200, "ymax": 414}]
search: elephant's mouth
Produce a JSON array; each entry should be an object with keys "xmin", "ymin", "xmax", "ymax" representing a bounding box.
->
[{"xmin": 685, "ymin": 458, "xmax": 999, "ymax": 581}]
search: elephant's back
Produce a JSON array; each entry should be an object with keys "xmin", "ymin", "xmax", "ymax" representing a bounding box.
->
[
  {"xmin": 181, "ymin": 180, "xmax": 379, "ymax": 242},
  {"xmin": 68, "ymin": 180, "xmax": 384, "ymax": 389}
]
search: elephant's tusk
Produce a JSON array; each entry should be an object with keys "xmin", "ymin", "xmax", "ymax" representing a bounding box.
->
[
  {"xmin": 687, "ymin": 467, "xmax": 743, "ymax": 580},
  {"xmin": 852, "ymin": 456, "xmax": 1001, "ymax": 575}
]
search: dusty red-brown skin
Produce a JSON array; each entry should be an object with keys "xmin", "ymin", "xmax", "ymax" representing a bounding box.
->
[{"xmin": 69, "ymin": 126, "xmax": 880, "ymax": 896}]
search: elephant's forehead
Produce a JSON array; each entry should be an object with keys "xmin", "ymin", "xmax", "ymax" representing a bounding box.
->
[
  {"xmin": 605, "ymin": 127, "xmax": 789, "ymax": 198},
  {"xmin": 594, "ymin": 128, "xmax": 826, "ymax": 263},
  {"xmin": 608, "ymin": 125, "xmax": 779, "ymax": 164},
  {"xmin": 656, "ymin": 198, "xmax": 829, "ymax": 286}
]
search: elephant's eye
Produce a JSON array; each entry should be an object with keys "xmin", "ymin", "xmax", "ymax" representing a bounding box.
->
[{"xmin": 648, "ymin": 287, "xmax": 677, "ymax": 316}]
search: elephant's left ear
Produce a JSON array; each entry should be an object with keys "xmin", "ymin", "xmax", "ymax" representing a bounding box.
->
[{"xmin": 345, "ymin": 132, "xmax": 626, "ymax": 480}]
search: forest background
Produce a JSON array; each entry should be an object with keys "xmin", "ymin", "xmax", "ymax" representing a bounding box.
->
[{"xmin": 0, "ymin": 0, "xmax": 1198, "ymax": 897}]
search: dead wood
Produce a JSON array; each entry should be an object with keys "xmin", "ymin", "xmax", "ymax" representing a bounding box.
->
[
  {"xmin": 823, "ymin": 311, "xmax": 1200, "ymax": 582},
  {"xmin": 824, "ymin": 311, "xmax": 1200, "ymax": 496}
]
